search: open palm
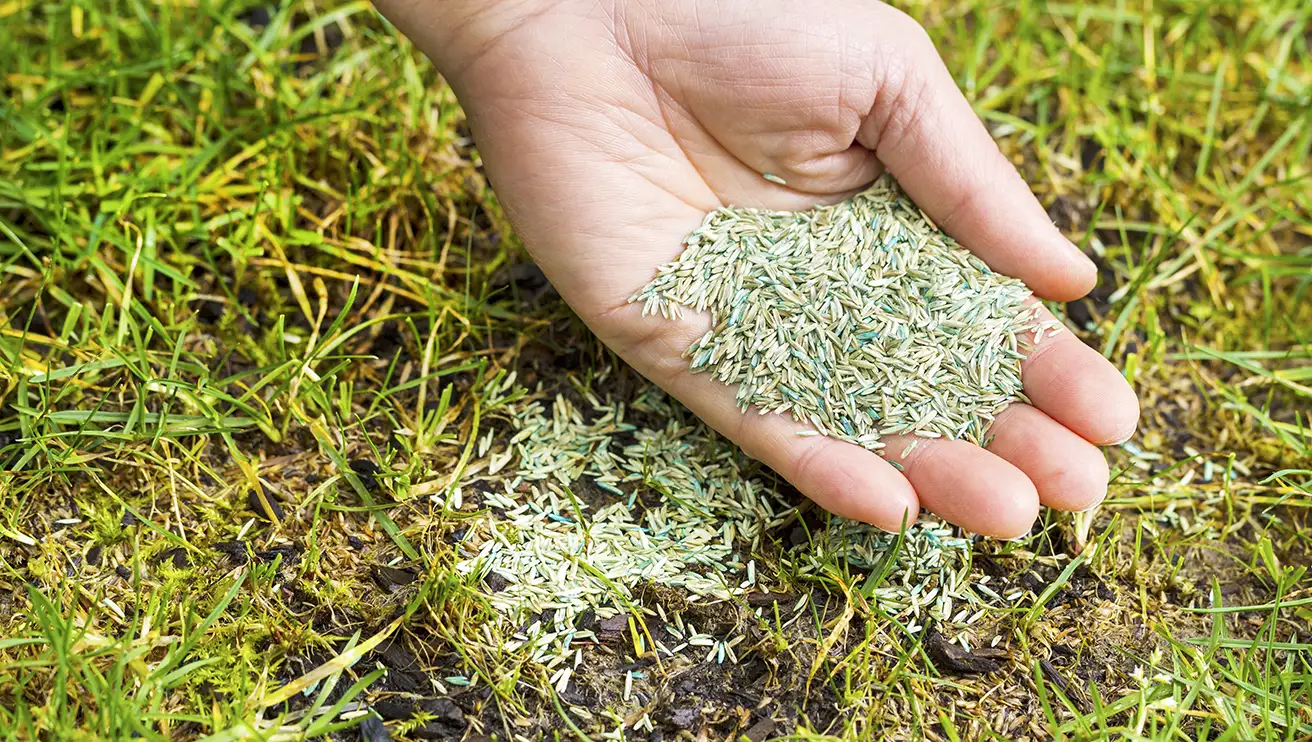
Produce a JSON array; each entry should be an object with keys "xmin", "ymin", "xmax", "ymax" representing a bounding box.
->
[{"xmin": 378, "ymin": 0, "xmax": 1139, "ymax": 537}]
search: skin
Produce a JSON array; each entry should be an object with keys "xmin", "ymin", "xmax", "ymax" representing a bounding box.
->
[{"xmin": 374, "ymin": 0, "xmax": 1140, "ymax": 538}]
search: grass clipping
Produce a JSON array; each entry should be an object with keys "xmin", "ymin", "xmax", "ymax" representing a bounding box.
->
[{"xmin": 631, "ymin": 175, "xmax": 1060, "ymax": 449}]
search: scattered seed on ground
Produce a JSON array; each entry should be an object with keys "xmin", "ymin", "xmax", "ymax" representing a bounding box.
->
[{"xmin": 455, "ymin": 370, "xmax": 985, "ymax": 669}]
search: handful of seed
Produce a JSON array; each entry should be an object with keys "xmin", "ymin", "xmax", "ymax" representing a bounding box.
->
[{"xmin": 631, "ymin": 175, "xmax": 1059, "ymax": 450}]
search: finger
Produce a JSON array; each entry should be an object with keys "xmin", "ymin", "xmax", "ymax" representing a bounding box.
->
[
  {"xmin": 722, "ymin": 141, "xmax": 885, "ymax": 197},
  {"xmin": 646, "ymin": 73, "xmax": 886, "ymax": 209},
  {"xmin": 1021, "ymin": 305, "xmax": 1139, "ymax": 445},
  {"xmin": 855, "ymin": 7, "xmax": 1097, "ymax": 301},
  {"xmin": 659, "ymin": 119, "xmax": 883, "ymax": 210},
  {"xmin": 671, "ymin": 371, "xmax": 922, "ymax": 531},
  {"xmin": 608, "ymin": 306, "xmax": 921, "ymax": 532},
  {"xmin": 984, "ymin": 404, "xmax": 1110, "ymax": 512},
  {"xmin": 885, "ymin": 434, "xmax": 1039, "ymax": 539}
]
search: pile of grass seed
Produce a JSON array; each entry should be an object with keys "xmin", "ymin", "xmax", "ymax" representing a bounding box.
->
[
  {"xmin": 632, "ymin": 175, "xmax": 1061, "ymax": 448},
  {"xmin": 455, "ymin": 371, "xmax": 987, "ymax": 704}
]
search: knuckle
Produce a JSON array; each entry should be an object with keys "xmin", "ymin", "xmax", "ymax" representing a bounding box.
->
[
  {"xmin": 882, "ymin": 6, "xmax": 935, "ymax": 52},
  {"xmin": 866, "ymin": 56, "xmax": 935, "ymax": 155},
  {"xmin": 789, "ymin": 437, "xmax": 832, "ymax": 488}
]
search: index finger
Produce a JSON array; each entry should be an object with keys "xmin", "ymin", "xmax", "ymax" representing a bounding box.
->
[{"xmin": 855, "ymin": 7, "xmax": 1097, "ymax": 301}]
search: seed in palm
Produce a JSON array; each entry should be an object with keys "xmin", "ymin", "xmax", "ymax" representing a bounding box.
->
[{"xmin": 630, "ymin": 175, "xmax": 1060, "ymax": 451}]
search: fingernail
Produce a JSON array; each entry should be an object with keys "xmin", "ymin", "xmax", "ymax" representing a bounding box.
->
[{"xmin": 1107, "ymin": 424, "xmax": 1138, "ymax": 446}]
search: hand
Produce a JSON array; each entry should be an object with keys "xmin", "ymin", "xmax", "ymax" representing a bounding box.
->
[{"xmin": 375, "ymin": 0, "xmax": 1139, "ymax": 537}]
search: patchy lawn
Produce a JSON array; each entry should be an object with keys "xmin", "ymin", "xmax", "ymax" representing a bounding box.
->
[{"xmin": 1, "ymin": 1, "xmax": 1309, "ymax": 740}]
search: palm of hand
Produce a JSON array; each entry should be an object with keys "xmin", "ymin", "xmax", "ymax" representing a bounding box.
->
[{"xmin": 382, "ymin": 0, "xmax": 1139, "ymax": 536}]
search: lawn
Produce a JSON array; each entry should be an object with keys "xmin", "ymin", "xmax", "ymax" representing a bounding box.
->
[{"xmin": 1, "ymin": 0, "xmax": 1310, "ymax": 740}]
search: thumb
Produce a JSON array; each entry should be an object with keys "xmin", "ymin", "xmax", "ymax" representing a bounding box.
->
[{"xmin": 858, "ymin": 6, "xmax": 1097, "ymax": 301}]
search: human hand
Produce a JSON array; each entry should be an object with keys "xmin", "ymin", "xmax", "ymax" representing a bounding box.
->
[{"xmin": 375, "ymin": 0, "xmax": 1139, "ymax": 537}]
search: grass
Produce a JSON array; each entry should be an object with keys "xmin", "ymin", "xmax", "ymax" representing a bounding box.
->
[{"xmin": 1, "ymin": 0, "xmax": 1310, "ymax": 740}]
